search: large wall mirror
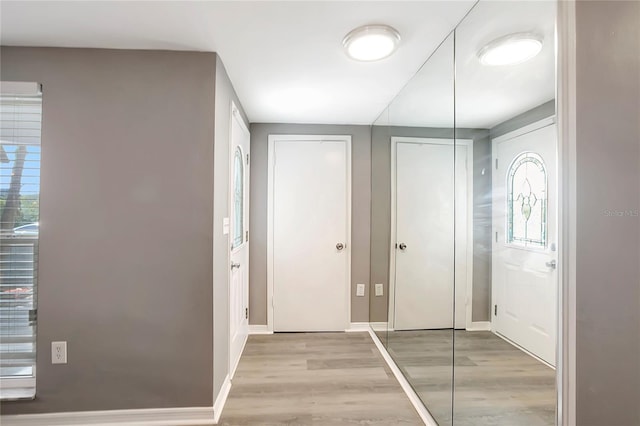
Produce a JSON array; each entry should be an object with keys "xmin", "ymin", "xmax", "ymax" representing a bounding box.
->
[{"xmin": 369, "ymin": 1, "xmax": 558, "ymax": 425}]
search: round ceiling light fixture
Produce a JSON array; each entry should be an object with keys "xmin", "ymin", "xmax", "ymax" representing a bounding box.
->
[
  {"xmin": 343, "ymin": 24, "xmax": 401, "ymax": 62},
  {"xmin": 477, "ymin": 33, "xmax": 543, "ymax": 66}
]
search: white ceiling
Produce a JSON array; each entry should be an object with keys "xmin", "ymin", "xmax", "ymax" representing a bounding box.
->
[
  {"xmin": 0, "ymin": 0, "xmax": 477, "ymax": 125},
  {"xmin": 380, "ymin": 1, "xmax": 556, "ymax": 129}
]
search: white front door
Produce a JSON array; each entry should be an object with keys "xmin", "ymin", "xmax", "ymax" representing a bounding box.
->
[
  {"xmin": 229, "ymin": 104, "xmax": 250, "ymax": 377},
  {"xmin": 392, "ymin": 138, "xmax": 471, "ymax": 331},
  {"xmin": 492, "ymin": 121, "xmax": 557, "ymax": 366},
  {"xmin": 268, "ymin": 135, "xmax": 351, "ymax": 332}
]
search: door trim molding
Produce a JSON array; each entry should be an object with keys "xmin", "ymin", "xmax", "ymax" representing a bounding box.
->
[
  {"xmin": 389, "ymin": 136, "xmax": 474, "ymax": 331},
  {"xmin": 557, "ymin": 0, "xmax": 577, "ymax": 424},
  {"xmin": 266, "ymin": 134, "xmax": 352, "ymax": 332}
]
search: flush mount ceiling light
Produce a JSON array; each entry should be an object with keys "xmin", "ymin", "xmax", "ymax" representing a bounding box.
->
[
  {"xmin": 477, "ymin": 33, "xmax": 543, "ymax": 66},
  {"xmin": 343, "ymin": 24, "xmax": 401, "ymax": 62}
]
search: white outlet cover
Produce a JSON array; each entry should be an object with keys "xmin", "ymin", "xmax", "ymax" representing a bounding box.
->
[
  {"xmin": 375, "ymin": 283, "xmax": 384, "ymax": 296},
  {"xmin": 51, "ymin": 341, "xmax": 67, "ymax": 364},
  {"xmin": 356, "ymin": 283, "xmax": 365, "ymax": 297}
]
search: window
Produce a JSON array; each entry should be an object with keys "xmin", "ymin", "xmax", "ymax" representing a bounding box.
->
[
  {"xmin": 507, "ymin": 152, "xmax": 547, "ymax": 248},
  {"xmin": 232, "ymin": 147, "xmax": 244, "ymax": 249},
  {"xmin": 0, "ymin": 83, "xmax": 42, "ymax": 399}
]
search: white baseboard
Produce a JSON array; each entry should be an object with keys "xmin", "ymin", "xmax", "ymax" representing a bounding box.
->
[
  {"xmin": 367, "ymin": 329, "xmax": 435, "ymax": 426},
  {"xmin": 248, "ymin": 324, "xmax": 272, "ymax": 335},
  {"xmin": 0, "ymin": 407, "xmax": 215, "ymax": 426},
  {"xmin": 369, "ymin": 322, "xmax": 389, "ymax": 332},
  {"xmin": 467, "ymin": 321, "xmax": 491, "ymax": 331},
  {"xmin": 345, "ymin": 322, "xmax": 370, "ymax": 332},
  {"xmin": 212, "ymin": 374, "xmax": 231, "ymax": 424}
]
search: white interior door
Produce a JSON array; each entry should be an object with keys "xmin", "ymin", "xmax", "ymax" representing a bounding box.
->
[
  {"xmin": 268, "ymin": 135, "xmax": 350, "ymax": 332},
  {"xmin": 392, "ymin": 138, "xmax": 471, "ymax": 331},
  {"xmin": 492, "ymin": 121, "xmax": 557, "ymax": 366},
  {"xmin": 229, "ymin": 104, "xmax": 250, "ymax": 377}
]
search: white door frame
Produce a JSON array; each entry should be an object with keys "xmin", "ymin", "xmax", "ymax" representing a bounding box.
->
[
  {"xmin": 228, "ymin": 101, "xmax": 250, "ymax": 378},
  {"xmin": 266, "ymin": 134, "xmax": 352, "ymax": 332},
  {"xmin": 388, "ymin": 136, "xmax": 474, "ymax": 331},
  {"xmin": 557, "ymin": 1, "xmax": 577, "ymax": 423}
]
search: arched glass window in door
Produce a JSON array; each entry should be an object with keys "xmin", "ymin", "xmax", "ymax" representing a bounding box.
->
[
  {"xmin": 507, "ymin": 152, "xmax": 547, "ymax": 248},
  {"xmin": 232, "ymin": 147, "xmax": 244, "ymax": 249}
]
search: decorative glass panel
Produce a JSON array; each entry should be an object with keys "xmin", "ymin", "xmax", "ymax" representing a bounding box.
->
[
  {"xmin": 507, "ymin": 152, "xmax": 547, "ymax": 248},
  {"xmin": 232, "ymin": 147, "xmax": 244, "ymax": 249}
]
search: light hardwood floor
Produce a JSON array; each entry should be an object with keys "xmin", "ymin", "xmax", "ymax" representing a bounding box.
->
[
  {"xmin": 219, "ymin": 332, "xmax": 423, "ymax": 425},
  {"xmin": 385, "ymin": 330, "xmax": 556, "ymax": 426}
]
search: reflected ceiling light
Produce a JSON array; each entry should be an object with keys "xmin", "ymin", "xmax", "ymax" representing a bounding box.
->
[
  {"xmin": 478, "ymin": 33, "xmax": 543, "ymax": 66},
  {"xmin": 343, "ymin": 25, "xmax": 401, "ymax": 62}
]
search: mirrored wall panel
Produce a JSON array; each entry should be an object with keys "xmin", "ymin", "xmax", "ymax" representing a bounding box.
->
[
  {"xmin": 371, "ymin": 32, "xmax": 456, "ymax": 425},
  {"xmin": 369, "ymin": 1, "xmax": 558, "ymax": 424},
  {"xmin": 453, "ymin": 2, "xmax": 557, "ymax": 425}
]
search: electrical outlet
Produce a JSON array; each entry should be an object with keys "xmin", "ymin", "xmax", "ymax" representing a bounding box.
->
[
  {"xmin": 52, "ymin": 341, "xmax": 67, "ymax": 364},
  {"xmin": 356, "ymin": 283, "xmax": 365, "ymax": 297},
  {"xmin": 375, "ymin": 283, "xmax": 384, "ymax": 296}
]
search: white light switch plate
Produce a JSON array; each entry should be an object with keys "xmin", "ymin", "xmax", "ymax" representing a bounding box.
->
[
  {"xmin": 356, "ymin": 283, "xmax": 365, "ymax": 297},
  {"xmin": 223, "ymin": 217, "xmax": 230, "ymax": 235},
  {"xmin": 375, "ymin": 283, "xmax": 384, "ymax": 296}
]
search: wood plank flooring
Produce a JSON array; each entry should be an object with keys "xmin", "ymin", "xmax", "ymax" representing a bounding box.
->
[
  {"xmin": 219, "ymin": 332, "xmax": 423, "ymax": 425},
  {"xmin": 385, "ymin": 330, "xmax": 556, "ymax": 426}
]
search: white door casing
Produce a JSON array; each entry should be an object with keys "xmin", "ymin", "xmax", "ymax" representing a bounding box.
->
[
  {"xmin": 267, "ymin": 135, "xmax": 351, "ymax": 332},
  {"xmin": 492, "ymin": 118, "xmax": 558, "ymax": 366},
  {"xmin": 389, "ymin": 137, "xmax": 473, "ymax": 331},
  {"xmin": 229, "ymin": 102, "xmax": 250, "ymax": 378}
]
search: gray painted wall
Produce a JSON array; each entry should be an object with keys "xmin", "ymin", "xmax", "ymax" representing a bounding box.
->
[
  {"xmin": 490, "ymin": 100, "xmax": 555, "ymax": 140},
  {"xmin": 0, "ymin": 47, "xmax": 216, "ymax": 414},
  {"xmin": 575, "ymin": 1, "xmax": 640, "ymax": 424},
  {"xmin": 248, "ymin": 123, "xmax": 371, "ymax": 325},
  {"xmin": 212, "ymin": 56, "xmax": 249, "ymax": 400},
  {"xmin": 368, "ymin": 126, "xmax": 492, "ymax": 322}
]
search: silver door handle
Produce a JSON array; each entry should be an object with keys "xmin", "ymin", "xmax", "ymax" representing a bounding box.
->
[
  {"xmin": 336, "ymin": 243, "xmax": 345, "ymax": 251},
  {"xmin": 546, "ymin": 260, "xmax": 556, "ymax": 269},
  {"xmin": 231, "ymin": 262, "xmax": 241, "ymax": 270},
  {"xmin": 398, "ymin": 243, "xmax": 407, "ymax": 250}
]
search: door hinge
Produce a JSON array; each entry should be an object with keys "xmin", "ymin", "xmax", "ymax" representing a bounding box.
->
[
  {"xmin": 246, "ymin": 153, "xmax": 250, "ymax": 165},
  {"xmin": 245, "ymin": 308, "xmax": 248, "ymax": 319},
  {"xmin": 246, "ymin": 230, "xmax": 249, "ymax": 242},
  {"xmin": 495, "ymin": 158, "xmax": 499, "ymax": 169},
  {"xmin": 495, "ymin": 231, "xmax": 498, "ymax": 243},
  {"xmin": 494, "ymin": 305, "xmax": 498, "ymax": 316}
]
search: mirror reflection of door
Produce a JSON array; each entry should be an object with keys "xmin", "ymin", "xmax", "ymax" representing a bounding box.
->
[
  {"xmin": 391, "ymin": 137, "xmax": 472, "ymax": 331},
  {"xmin": 492, "ymin": 120, "xmax": 557, "ymax": 366},
  {"xmin": 229, "ymin": 105, "xmax": 250, "ymax": 377}
]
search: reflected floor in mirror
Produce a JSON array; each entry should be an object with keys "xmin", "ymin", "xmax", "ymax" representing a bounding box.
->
[{"xmin": 387, "ymin": 330, "xmax": 555, "ymax": 426}]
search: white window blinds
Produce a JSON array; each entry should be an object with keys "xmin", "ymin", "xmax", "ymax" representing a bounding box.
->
[{"xmin": 0, "ymin": 83, "xmax": 42, "ymax": 399}]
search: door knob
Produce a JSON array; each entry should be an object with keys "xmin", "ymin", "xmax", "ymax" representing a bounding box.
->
[
  {"xmin": 231, "ymin": 262, "xmax": 241, "ymax": 270},
  {"xmin": 336, "ymin": 243, "xmax": 345, "ymax": 251},
  {"xmin": 545, "ymin": 260, "xmax": 556, "ymax": 269},
  {"xmin": 398, "ymin": 243, "xmax": 407, "ymax": 250}
]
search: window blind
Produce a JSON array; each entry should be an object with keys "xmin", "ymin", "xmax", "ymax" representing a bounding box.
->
[{"xmin": 0, "ymin": 89, "xmax": 42, "ymax": 399}]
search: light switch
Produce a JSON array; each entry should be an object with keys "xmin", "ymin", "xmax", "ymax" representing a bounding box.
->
[
  {"xmin": 223, "ymin": 217, "xmax": 230, "ymax": 235},
  {"xmin": 356, "ymin": 283, "xmax": 365, "ymax": 297}
]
